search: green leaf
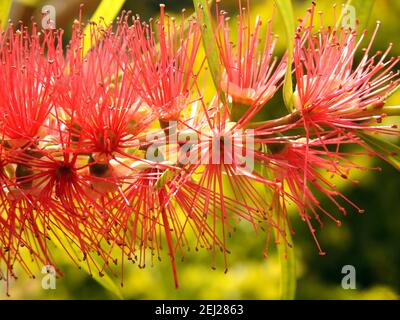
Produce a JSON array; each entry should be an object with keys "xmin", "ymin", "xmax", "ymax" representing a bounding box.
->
[
  {"xmin": 336, "ymin": 0, "xmax": 375, "ymax": 31},
  {"xmin": 154, "ymin": 168, "xmax": 175, "ymax": 191},
  {"xmin": 259, "ymin": 144, "xmax": 296, "ymax": 300},
  {"xmin": 0, "ymin": 0, "xmax": 12, "ymax": 29},
  {"xmin": 83, "ymin": 0, "xmax": 126, "ymax": 55},
  {"xmin": 50, "ymin": 228, "xmax": 124, "ymax": 299},
  {"xmin": 359, "ymin": 132, "xmax": 400, "ymax": 170},
  {"xmin": 80, "ymin": 263, "xmax": 124, "ymax": 300},
  {"xmin": 193, "ymin": 0, "xmax": 220, "ymax": 93},
  {"xmin": 276, "ymin": 224, "xmax": 296, "ymax": 300},
  {"xmin": 275, "ymin": 0, "xmax": 295, "ymax": 112}
]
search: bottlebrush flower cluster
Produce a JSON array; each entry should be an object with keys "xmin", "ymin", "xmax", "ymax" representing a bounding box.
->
[{"xmin": 0, "ymin": 2, "xmax": 399, "ymax": 293}]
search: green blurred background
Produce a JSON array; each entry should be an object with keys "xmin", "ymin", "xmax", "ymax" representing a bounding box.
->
[{"xmin": 1, "ymin": 0, "xmax": 400, "ymax": 300}]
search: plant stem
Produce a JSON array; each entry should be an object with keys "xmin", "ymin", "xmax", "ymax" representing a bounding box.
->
[
  {"xmin": 382, "ymin": 106, "xmax": 400, "ymax": 117},
  {"xmin": 243, "ymin": 105, "xmax": 400, "ymax": 131},
  {"xmin": 244, "ymin": 111, "xmax": 301, "ymax": 129}
]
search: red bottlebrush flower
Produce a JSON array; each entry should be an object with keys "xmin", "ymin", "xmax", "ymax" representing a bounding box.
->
[
  {"xmin": 0, "ymin": 148, "xmax": 58, "ymax": 295},
  {"xmin": 108, "ymin": 158, "xmax": 269, "ymax": 287},
  {"xmin": 215, "ymin": 1, "xmax": 286, "ymax": 121},
  {"xmin": 58, "ymin": 17, "xmax": 152, "ymax": 161},
  {"xmin": 260, "ymin": 132, "xmax": 376, "ymax": 255},
  {"xmin": 0, "ymin": 197, "xmax": 57, "ymax": 292},
  {"xmin": 127, "ymin": 5, "xmax": 204, "ymax": 121},
  {"xmin": 108, "ymin": 166, "xmax": 187, "ymax": 288},
  {"xmin": 0, "ymin": 123, "xmax": 119, "ymax": 286},
  {"xmin": 169, "ymin": 97, "xmax": 288, "ymax": 267},
  {"xmin": 293, "ymin": 4, "xmax": 400, "ymax": 135},
  {"xmin": 1, "ymin": 1, "xmax": 400, "ymax": 297},
  {"xmin": 0, "ymin": 24, "xmax": 59, "ymax": 148}
]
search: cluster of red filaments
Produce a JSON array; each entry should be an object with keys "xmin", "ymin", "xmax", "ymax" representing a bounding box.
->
[{"xmin": 0, "ymin": 2, "xmax": 399, "ymax": 293}]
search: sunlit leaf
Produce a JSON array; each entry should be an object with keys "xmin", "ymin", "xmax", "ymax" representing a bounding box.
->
[
  {"xmin": 83, "ymin": 0, "xmax": 126, "ymax": 55},
  {"xmin": 0, "ymin": 0, "xmax": 12, "ymax": 29},
  {"xmin": 359, "ymin": 132, "xmax": 400, "ymax": 170},
  {"xmin": 258, "ymin": 143, "xmax": 296, "ymax": 300},
  {"xmin": 275, "ymin": 0, "xmax": 295, "ymax": 112},
  {"xmin": 50, "ymin": 228, "xmax": 123, "ymax": 299},
  {"xmin": 193, "ymin": 0, "xmax": 220, "ymax": 93},
  {"xmin": 336, "ymin": 0, "xmax": 375, "ymax": 31},
  {"xmin": 79, "ymin": 263, "xmax": 124, "ymax": 300},
  {"xmin": 14, "ymin": 0, "xmax": 41, "ymax": 7},
  {"xmin": 154, "ymin": 168, "xmax": 174, "ymax": 191}
]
